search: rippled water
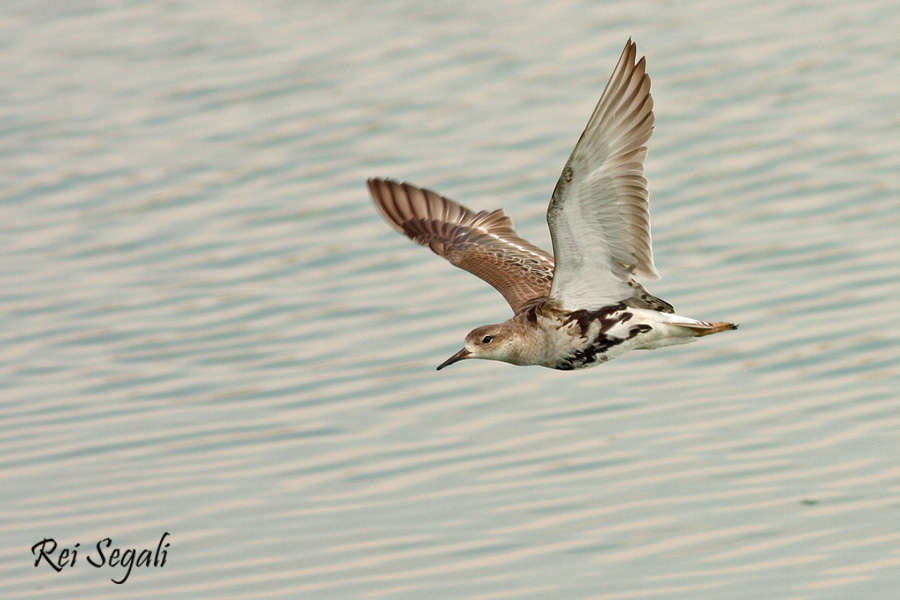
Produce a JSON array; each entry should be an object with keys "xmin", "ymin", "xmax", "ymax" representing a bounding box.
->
[{"xmin": 3, "ymin": 0, "xmax": 900, "ymax": 598}]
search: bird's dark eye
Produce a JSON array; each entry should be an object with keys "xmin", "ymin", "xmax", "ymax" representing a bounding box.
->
[{"xmin": 482, "ymin": 335, "xmax": 493, "ymax": 344}]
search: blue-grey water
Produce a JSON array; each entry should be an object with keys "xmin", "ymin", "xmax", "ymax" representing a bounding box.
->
[{"xmin": 2, "ymin": 0, "xmax": 900, "ymax": 598}]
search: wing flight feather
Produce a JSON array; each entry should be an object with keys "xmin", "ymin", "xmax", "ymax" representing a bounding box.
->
[
  {"xmin": 547, "ymin": 39, "xmax": 659, "ymax": 310},
  {"xmin": 368, "ymin": 178, "xmax": 554, "ymax": 313}
]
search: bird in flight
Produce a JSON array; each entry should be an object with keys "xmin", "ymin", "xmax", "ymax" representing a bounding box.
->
[{"xmin": 368, "ymin": 39, "xmax": 736, "ymax": 371}]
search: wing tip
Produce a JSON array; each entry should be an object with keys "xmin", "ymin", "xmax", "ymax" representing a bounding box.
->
[{"xmin": 367, "ymin": 177, "xmax": 408, "ymax": 234}]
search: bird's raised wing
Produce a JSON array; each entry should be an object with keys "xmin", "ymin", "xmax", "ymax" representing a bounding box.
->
[
  {"xmin": 368, "ymin": 178, "xmax": 554, "ymax": 313},
  {"xmin": 547, "ymin": 39, "xmax": 658, "ymax": 311}
]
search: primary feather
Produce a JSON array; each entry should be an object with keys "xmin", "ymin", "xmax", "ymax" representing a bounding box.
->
[
  {"xmin": 368, "ymin": 178, "xmax": 554, "ymax": 313},
  {"xmin": 547, "ymin": 38, "xmax": 658, "ymax": 311}
]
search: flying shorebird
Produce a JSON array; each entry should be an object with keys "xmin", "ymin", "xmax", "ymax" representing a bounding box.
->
[{"xmin": 368, "ymin": 39, "xmax": 737, "ymax": 371}]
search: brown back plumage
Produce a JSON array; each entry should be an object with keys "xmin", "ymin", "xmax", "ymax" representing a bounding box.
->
[{"xmin": 368, "ymin": 178, "xmax": 554, "ymax": 313}]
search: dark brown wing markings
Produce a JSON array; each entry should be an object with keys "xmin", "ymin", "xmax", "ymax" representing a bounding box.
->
[{"xmin": 368, "ymin": 178, "xmax": 553, "ymax": 313}]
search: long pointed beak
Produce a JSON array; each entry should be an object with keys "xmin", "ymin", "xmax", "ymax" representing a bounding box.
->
[{"xmin": 436, "ymin": 348, "xmax": 470, "ymax": 371}]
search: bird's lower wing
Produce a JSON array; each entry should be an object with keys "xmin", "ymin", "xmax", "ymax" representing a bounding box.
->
[{"xmin": 368, "ymin": 178, "xmax": 554, "ymax": 313}]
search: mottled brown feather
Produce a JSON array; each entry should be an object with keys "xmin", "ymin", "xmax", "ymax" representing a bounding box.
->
[{"xmin": 368, "ymin": 178, "xmax": 554, "ymax": 313}]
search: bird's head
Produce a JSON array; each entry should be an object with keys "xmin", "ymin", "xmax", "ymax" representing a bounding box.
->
[{"xmin": 436, "ymin": 323, "xmax": 527, "ymax": 370}]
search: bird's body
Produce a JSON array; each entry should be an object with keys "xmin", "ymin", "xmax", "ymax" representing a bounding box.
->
[
  {"xmin": 368, "ymin": 39, "xmax": 736, "ymax": 371},
  {"xmin": 440, "ymin": 299, "xmax": 733, "ymax": 371}
]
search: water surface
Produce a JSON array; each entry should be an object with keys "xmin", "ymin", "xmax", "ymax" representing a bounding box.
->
[{"xmin": 2, "ymin": 0, "xmax": 899, "ymax": 598}]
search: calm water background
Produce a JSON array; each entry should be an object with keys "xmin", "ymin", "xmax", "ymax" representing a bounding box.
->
[{"xmin": 2, "ymin": 0, "xmax": 899, "ymax": 598}]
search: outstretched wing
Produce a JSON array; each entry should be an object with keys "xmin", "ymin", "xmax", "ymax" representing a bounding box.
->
[
  {"xmin": 368, "ymin": 178, "xmax": 554, "ymax": 313},
  {"xmin": 547, "ymin": 39, "xmax": 658, "ymax": 311}
]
